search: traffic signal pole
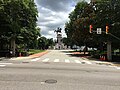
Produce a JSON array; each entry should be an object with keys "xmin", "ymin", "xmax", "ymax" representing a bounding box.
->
[
  {"xmin": 89, "ymin": 25, "xmax": 119, "ymax": 61},
  {"xmin": 107, "ymin": 41, "xmax": 112, "ymax": 61}
]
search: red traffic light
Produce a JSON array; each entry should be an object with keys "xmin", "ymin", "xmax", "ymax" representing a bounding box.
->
[
  {"xmin": 106, "ymin": 25, "xmax": 109, "ymax": 34},
  {"xmin": 89, "ymin": 25, "xmax": 93, "ymax": 33}
]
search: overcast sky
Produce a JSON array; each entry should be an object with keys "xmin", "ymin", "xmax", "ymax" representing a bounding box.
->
[{"xmin": 34, "ymin": 0, "xmax": 90, "ymax": 39}]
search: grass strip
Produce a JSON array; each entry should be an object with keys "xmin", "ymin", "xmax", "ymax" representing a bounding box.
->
[{"xmin": 28, "ymin": 49, "xmax": 45, "ymax": 55}]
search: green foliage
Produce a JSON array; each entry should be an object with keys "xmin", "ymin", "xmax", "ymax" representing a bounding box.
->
[
  {"xmin": 65, "ymin": 1, "xmax": 94, "ymax": 47},
  {"xmin": 28, "ymin": 49, "xmax": 44, "ymax": 55},
  {"xmin": 0, "ymin": 0, "xmax": 39, "ymax": 50},
  {"xmin": 65, "ymin": 0, "xmax": 120, "ymax": 50},
  {"xmin": 38, "ymin": 37, "xmax": 55, "ymax": 50}
]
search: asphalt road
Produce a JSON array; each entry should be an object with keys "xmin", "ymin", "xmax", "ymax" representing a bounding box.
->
[{"xmin": 0, "ymin": 50, "xmax": 120, "ymax": 90}]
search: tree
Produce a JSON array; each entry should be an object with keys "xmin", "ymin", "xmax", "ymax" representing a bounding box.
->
[
  {"xmin": 93, "ymin": 0, "xmax": 120, "ymax": 50},
  {"xmin": 38, "ymin": 37, "xmax": 55, "ymax": 50},
  {"xmin": 0, "ymin": 0, "xmax": 38, "ymax": 56},
  {"xmin": 65, "ymin": 0, "xmax": 120, "ymax": 52},
  {"xmin": 65, "ymin": 1, "xmax": 94, "ymax": 53}
]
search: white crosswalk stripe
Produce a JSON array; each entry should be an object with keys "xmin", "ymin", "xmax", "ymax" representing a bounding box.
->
[
  {"xmin": 75, "ymin": 60, "xmax": 82, "ymax": 64},
  {"xmin": 65, "ymin": 59, "xmax": 70, "ymax": 63},
  {"xmin": 54, "ymin": 59, "xmax": 59, "ymax": 62},
  {"xmin": 31, "ymin": 58, "xmax": 40, "ymax": 62},
  {"xmin": 0, "ymin": 65, "xmax": 6, "ymax": 67},
  {"xmin": 31, "ymin": 58, "xmax": 93, "ymax": 65},
  {"xmin": 0, "ymin": 63, "xmax": 13, "ymax": 65},
  {"xmin": 82, "ymin": 60, "xmax": 92, "ymax": 64},
  {"xmin": 116, "ymin": 67, "xmax": 120, "ymax": 70},
  {"xmin": 42, "ymin": 58, "xmax": 49, "ymax": 62},
  {"xmin": 0, "ymin": 63, "xmax": 13, "ymax": 67}
]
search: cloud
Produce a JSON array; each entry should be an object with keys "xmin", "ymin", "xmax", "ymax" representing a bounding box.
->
[
  {"xmin": 35, "ymin": 0, "xmax": 74, "ymax": 12},
  {"xmin": 34, "ymin": 0, "xmax": 89, "ymax": 39}
]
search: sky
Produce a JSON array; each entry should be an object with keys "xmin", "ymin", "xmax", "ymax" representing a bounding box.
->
[{"xmin": 34, "ymin": 0, "xmax": 90, "ymax": 39}]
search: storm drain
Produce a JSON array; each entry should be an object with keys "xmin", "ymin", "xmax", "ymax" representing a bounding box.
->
[
  {"xmin": 81, "ymin": 62, "xmax": 86, "ymax": 64},
  {"xmin": 22, "ymin": 62, "xmax": 29, "ymax": 63},
  {"xmin": 45, "ymin": 79, "xmax": 57, "ymax": 84},
  {"xmin": 43, "ymin": 62, "xmax": 50, "ymax": 64}
]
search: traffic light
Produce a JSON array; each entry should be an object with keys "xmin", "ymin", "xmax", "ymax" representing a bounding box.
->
[
  {"xmin": 89, "ymin": 25, "xmax": 93, "ymax": 33},
  {"xmin": 106, "ymin": 25, "xmax": 109, "ymax": 34}
]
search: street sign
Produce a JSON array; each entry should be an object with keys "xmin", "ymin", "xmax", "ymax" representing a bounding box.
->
[{"xmin": 97, "ymin": 28, "xmax": 102, "ymax": 34}]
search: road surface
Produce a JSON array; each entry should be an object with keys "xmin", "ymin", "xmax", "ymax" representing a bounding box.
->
[{"xmin": 0, "ymin": 50, "xmax": 120, "ymax": 90}]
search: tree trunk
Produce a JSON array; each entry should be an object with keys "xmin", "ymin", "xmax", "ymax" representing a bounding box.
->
[{"xmin": 83, "ymin": 45, "xmax": 88, "ymax": 55}]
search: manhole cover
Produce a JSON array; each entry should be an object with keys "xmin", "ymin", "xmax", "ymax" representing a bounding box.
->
[{"xmin": 45, "ymin": 79, "xmax": 57, "ymax": 84}]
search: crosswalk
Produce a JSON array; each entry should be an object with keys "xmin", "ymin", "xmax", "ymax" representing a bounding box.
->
[
  {"xmin": 30, "ymin": 58, "xmax": 120, "ymax": 70},
  {"xmin": 74, "ymin": 60, "xmax": 82, "ymax": 64},
  {"xmin": 0, "ymin": 63, "xmax": 13, "ymax": 67},
  {"xmin": 0, "ymin": 59, "xmax": 119, "ymax": 70},
  {"xmin": 31, "ymin": 57, "xmax": 93, "ymax": 65},
  {"xmin": 54, "ymin": 59, "xmax": 59, "ymax": 62},
  {"xmin": 42, "ymin": 58, "xmax": 49, "ymax": 62},
  {"xmin": 65, "ymin": 59, "xmax": 70, "ymax": 63}
]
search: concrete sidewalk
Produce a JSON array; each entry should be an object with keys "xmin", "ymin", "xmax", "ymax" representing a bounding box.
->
[
  {"xmin": 10, "ymin": 50, "xmax": 49, "ymax": 61},
  {"xmin": 72, "ymin": 51, "xmax": 120, "ymax": 66}
]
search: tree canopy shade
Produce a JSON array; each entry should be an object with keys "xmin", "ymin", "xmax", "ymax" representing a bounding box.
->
[
  {"xmin": 65, "ymin": 0, "xmax": 120, "ymax": 50},
  {"xmin": 0, "ymin": 0, "xmax": 39, "ymax": 55}
]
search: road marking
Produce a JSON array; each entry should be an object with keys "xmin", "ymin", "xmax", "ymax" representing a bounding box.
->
[
  {"xmin": 116, "ymin": 67, "xmax": 120, "ymax": 70},
  {"xmin": 65, "ymin": 59, "xmax": 70, "ymax": 63},
  {"xmin": 75, "ymin": 60, "xmax": 81, "ymax": 64},
  {"xmin": 0, "ymin": 63, "xmax": 13, "ymax": 65},
  {"xmin": 81, "ymin": 57, "xmax": 89, "ymax": 60},
  {"xmin": 54, "ymin": 59, "xmax": 59, "ymax": 62},
  {"xmin": 31, "ymin": 58, "xmax": 41, "ymax": 61},
  {"xmin": 0, "ymin": 65, "xmax": 6, "ymax": 67},
  {"xmin": 82, "ymin": 60, "xmax": 92, "ymax": 64},
  {"xmin": 42, "ymin": 58, "xmax": 49, "ymax": 62}
]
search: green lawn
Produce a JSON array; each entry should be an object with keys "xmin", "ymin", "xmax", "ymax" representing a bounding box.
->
[{"xmin": 28, "ymin": 49, "xmax": 45, "ymax": 55}]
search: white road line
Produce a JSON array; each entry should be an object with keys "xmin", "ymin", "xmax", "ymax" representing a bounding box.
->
[
  {"xmin": 54, "ymin": 59, "xmax": 59, "ymax": 62},
  {"xmin": 0, "ymin": 63, "xmax": 13, "ymax": 65},
  {"xmin": 116, "ymin": 67, "xmax": 120, "ymax": 70},
  {"xmin": 75, "ymin": 60, "xmax": 82, "ymax": 64},
  {"xmin": 42, "ymin": 58, "xmax": 49, "ymax": 62},
  {"xmin": 31, "ymin": 58, "xmax": 41, "ymax": 62},
  {"xmin": 0, "ymin": 65, "xmax": 6, "ymax": 67},
  {"xmin": 65, "ymin": 59, "xmax": 70, "ymax": 63},
  {"xmin": 81, "ymin": 57, "xmax": 88, "ymax": 60},
  {"xmin": 82, "ymin": 60, "xmax": 92, "ymax": 64}
]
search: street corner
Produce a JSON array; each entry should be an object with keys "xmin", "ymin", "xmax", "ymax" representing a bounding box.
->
[
  {"xmin": 112, "ymin": 62, "xmax": 120, "ymax": 67},
  {"xmin": 10, "ymin": 57, "xmax": 31, "ymax": 61},
  {"xmin": 83, "ymin": 56, "xmax": 115, "ymax": 66}
]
